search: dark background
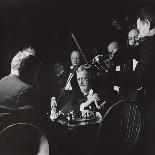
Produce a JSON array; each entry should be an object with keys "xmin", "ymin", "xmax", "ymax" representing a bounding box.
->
[{"xmin": 0, "ymin": 0, "xmax": 153, "ymax": 77}]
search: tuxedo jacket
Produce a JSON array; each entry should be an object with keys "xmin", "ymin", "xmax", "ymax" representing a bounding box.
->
[
  {"xmin": 135, "ymin": 36, "xmax": 155, "ymax": 91},
  {"xmin": 135, "ymin": 36, "xmax": 155, "ymax": 155}
]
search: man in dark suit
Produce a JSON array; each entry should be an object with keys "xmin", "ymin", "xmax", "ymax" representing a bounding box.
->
[
  {"xmin": 51, "ymin": 50, "xmax": 82, "ymax": 116},
  {"xmin": 119, "ymin": 28, "xmax": 141, "ymax": 101},
  {"xmin": 136, "ymin": 6, "xmax": 155, "ymax": 155},
  {"xmin": 64, "ymin": 50, "xmax": 81, "ymax": 91},
  {"xmin": 111, "ymin": 6, "xmax": 155, "ymax": 155},
  {"xmin": 76, "ymin": 65, "xmax": 118, "ymax": 115},
  {"xmin": 0, "ymin": 47, "xmax": 72, "ymax": 155},
  {"xmin": 0, "ymin": 47, "xmax": 40, "ymax": 127}
]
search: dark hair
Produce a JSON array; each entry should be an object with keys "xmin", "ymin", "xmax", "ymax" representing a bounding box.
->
[
  {"xmin": 137, "ymin": 6, "xmax": 155, "ymax": 29},
  {"xmin": 11, "ymin": 47, "xmax": 39, "ymax": 76}
]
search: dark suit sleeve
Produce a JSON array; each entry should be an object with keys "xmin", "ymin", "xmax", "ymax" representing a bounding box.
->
[
  {"xmin": 134, "ymin": 38, "xmax": 155, "ymax": 89},
  {"xmin": 112, "ymin": 46, "xmax": 140, "ymax": 66}
]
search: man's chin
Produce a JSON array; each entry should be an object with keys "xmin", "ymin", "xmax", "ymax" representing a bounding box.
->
[
  {"xmin": 80, "ymin": 87, "xmax": 87, "ymax": 93},
  {"xmin": 73, "ymin": 64, "xmax": 78, "ymax": 67}
]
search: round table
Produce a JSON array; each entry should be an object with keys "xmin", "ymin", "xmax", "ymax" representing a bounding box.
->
[{"xmin": 67, "ymin": 117, "xmax": 102, "ymax": 129}]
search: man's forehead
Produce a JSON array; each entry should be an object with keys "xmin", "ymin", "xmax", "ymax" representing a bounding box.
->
[
  {"xmin": 108, "ymin": 42, "xmax": 118, "ymax": 52},
  {"xmin": 128, "ymin": 29, "xmax": 138, "ymax": 37},
  {"xmin": 71, "ymin": 51, "xmax": 80, "ymax": 57},
  {"xmin": 77, "ymin": 70, "xmax": 88, "ymax": 77}
]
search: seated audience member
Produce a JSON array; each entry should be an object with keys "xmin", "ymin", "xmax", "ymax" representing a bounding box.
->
[
  {"xmin": 0, "ymin": 47, "xmax": 40, "ymax": 127},
  {"xmin": 0, "ymin": 47, "xmax": 70, "ymax": 155},
  {"xmin": 51, "ymin": 64, "xmax": 118, "ymax": 118},
  {"xmin": 77, "ymin": 65, "xmax": 104, "ymax": 112},
  {"xmin": 76, "ymin": 65, "xmax": 118, "ymax": 116},
  {"xmin": 51, "ymin": 64, "xmax": 103, "ymax": 117}
]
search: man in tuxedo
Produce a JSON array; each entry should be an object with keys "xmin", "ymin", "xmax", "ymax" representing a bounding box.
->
[
  {"xmin": 55, "ymin": 50, "xmax": 82, "ymax": 114},
  {"xmin": 76, "ymin": 65, "xmax": 118, "ymax": 115},
  {"xmin": 77, "ymin": 65, "xmax": 103, "ymax": 112},
  {"xmin": 128, "ymin": 28, "xmax": 139, "ymax": 47},
  {"xmin": 65, "ymin": 50, "xmax": 81, "ymax": 91},
  {"xmin": 55, "ymin": 64, "xmax": 110, "ymax": 116},
  {"xmin": 50, "ymin": 50, "xmax": 82, "ymax": 113},
  {"xmin": 108, "ymin": 41, "xmax": 120, "ymax": 59},
  {"xmin": 117, "ymin": 28, "xmax": 141, "ymax": 101},
  {"xmin": 135, "ymin": 6, "xmax": 155, "ymax": 155},
  {"xmin": 111, "ymin": 6, "xmax": 155, "ymax": 155}
]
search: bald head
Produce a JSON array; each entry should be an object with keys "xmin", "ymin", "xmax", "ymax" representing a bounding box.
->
[
  {"xmin": 128, "ymin": 29, "xmax": 139, "ymax": 47},
  {"xmin": 108, "ymin": 41, "xmax": 119, "ymax": 58},
  {"xmin": 71, "ymin": 51, "xmax": 81, "ymax": 67}
]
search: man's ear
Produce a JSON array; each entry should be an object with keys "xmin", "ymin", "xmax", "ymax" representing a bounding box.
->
[
  {"xmin": 140, "ymin": 20, "xmax": 150, "ymax": 38},
  {"xmin": 146, "ymin": 20, "xmax": 150, "ymax": 29}
]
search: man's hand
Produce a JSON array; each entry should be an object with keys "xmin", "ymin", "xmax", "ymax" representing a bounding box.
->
[
  {"xmin": 81, "ymin": 110, "xmax": 95, "ymax": 118},
  {"xmin": 51, "ymin": 97, "xmax": 57, "ymax": 109},
  {"xmin": 94, "ymin": 55, "xmax": 103, "ymax": 62},
  {"xmin": 98, "ymin": 101, "xmax": 106, "ymax": 109},
  {"xmin": 88, "ymin": 93, "xmax": 100, "ymax": 103},
  {"xmin": 50, "ymin": 110, "xmax": 59, "ymax": 121},
  {"xmin": 80, "ymin": 93, "xmax": 100, "ymax": 111}
]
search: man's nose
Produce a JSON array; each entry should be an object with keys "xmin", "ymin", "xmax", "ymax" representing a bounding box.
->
[{"xmin": 80, "ymin": 79, "xmax": 84, "ymax": 85}]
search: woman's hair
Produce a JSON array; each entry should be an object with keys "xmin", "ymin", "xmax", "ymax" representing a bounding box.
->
[{"xmin": 137, "ymin": 6, "xmax": 155, "ymax": 29}]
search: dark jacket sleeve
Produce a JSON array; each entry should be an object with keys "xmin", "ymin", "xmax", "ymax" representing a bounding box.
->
[
  {"xmin": 134, "ymin": 37, "xmax": 155, "ymax": 90},
  {"xmin": 112, "ymin": 46, "xmax": 140, "ymax": 66}
]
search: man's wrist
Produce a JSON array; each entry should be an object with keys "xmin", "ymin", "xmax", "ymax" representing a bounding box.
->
[{"xmin": 80, "ymin": 103, "xmax": 85, "ymax": 111}]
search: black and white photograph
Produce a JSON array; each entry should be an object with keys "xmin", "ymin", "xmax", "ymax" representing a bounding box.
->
[{"xmin": 0, "ymin": 0, "xmax": 155, "ymax": 155}]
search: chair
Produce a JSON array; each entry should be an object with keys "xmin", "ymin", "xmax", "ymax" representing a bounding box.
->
[
  {"xmin": 0, "ymin": 123, "xmax": 49, "ymax": 155},
  {"xmin": 122, "ymin": 100, "xmax": 144, "ymax": 155},
  {"xmin": 95, "ymin": 100, "xmax": 143, "ymax": 155}
]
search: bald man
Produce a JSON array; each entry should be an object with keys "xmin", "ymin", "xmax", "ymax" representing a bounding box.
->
[
  {"xmin": 108, "ymin": 41, "xmax": 120, "ymax": 59},
  {"xmin": 64, "ymin": 50, "xmax": 81, "ymax": 90},
  {"xmin": 107, "ymin": 41, "xmax": 121, "ymax": 93},
  {"xmin": 128, "ymin": 28, "xmax": 139, "ymax": 47},
  {"xmin": 70, "ymin": 50, "xmax": 81, "ymax": 68},
  {"xmin": 128, "ymin": 29, "xmax": 140, "ymax": 71}
]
